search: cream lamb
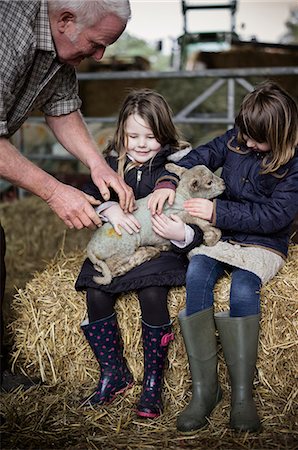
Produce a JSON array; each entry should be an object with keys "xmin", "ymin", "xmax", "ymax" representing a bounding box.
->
[{"xmin": 87, "ymin": 163, "xmax": 225, "ymax": 285}]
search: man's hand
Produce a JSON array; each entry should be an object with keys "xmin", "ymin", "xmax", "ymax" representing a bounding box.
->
[
  {"xmin": 46, "ymin": 183, "xmax": 102, "ymax": 229},
  {"xmin": 103, "ymin": 204, "xmax": 141, "ymax": 235},
  {"xmin": 151, "ymin": 213, "xmax": 185, "ymax": 241},
  {"xmin": 91, "ymin": 164, "xmax": 135, "ymax": 214},
  {"xmin": 183, "ymin": 198, "xmax": 214, "ymax": 221},
  {"xmin": 147, "ymin": 189, "xmax": 176, "ymax": 215}
]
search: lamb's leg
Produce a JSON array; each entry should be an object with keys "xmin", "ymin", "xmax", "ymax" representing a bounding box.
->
[
  {"xmin": 183, "ymin": 215, "xmax": 221, "ymax": 246},
  {"xmin": 108, "ymin": 246, "xmax": 161, "ymax": 278},
  {"xmin": 159, "ymin": 243, "xmax": 171, "ymax": 252},
  {"xmin": 203, "ymin": 227, "xmax": 221, "ymax": 246}
]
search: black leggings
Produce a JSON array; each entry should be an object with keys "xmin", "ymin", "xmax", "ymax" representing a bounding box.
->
[{"xmin": 86, "ymin": 286, "xmax": 171, "ymax": 326}]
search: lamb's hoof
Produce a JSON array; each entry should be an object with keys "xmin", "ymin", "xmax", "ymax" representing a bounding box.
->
[
  {"xmin": 92, "ymin": 275, "xmax": 111, "ymax": 285},
  {"xmin": 203, "ymin": 229, "xmax": 221, "ymax": 246}
]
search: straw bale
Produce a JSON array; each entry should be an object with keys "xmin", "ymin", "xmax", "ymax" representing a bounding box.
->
[
  {"xmin": 0, "ymin": 195, "xmax": 92, "ymax": 299},
  {"xmin": 1, "ymin": 245, "xmax": 297, "ymax": 449}
]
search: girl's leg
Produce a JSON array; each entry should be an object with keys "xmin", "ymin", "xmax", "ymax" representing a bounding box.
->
[
  {"xmin": 138, "ymin": 285, "xmax": 170, "ymax": 326},
  {"xmin": 230, "ymin": 268, "xmax": 261, "ymax": 317},
  {"xmin": 214, "ymin": 269, "xmax": 261, "ymax": 432},
  {"xmin": 176, "ymin": 307, "xmax": 223, "ymax": 433},
  {"xmin": 186, "ymin": 255, "xmax": 225, "ymax": 316},
  {"xmin": 82, "ymin": 288, "xmax": 133, "ymax": 406},
  {"xmin": 86, "ymin": 288, "xmax": 116, "ymax": 322},
  {"xmin": 136, "ymin": 286, "xmax": 174, "ymax": 418},
  {"xmin": 177, "ymin": 255, "xmax": 225, "ymax": 433}
]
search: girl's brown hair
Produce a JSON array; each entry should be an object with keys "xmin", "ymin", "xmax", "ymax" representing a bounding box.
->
[
  {"xmin": 235, "ymin": 81, "xmax": 298, "ymax": 173},
  {"xmin": 104, "ymin": 89, "xmax": 188, "ymax": 177}
]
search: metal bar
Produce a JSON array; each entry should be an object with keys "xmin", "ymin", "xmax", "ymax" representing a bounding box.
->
[
  {"xmin": 231, "ymin": 0, "xmax": 237, "ymax": 33},
  {"xmin": 227, "ymin": 78, "xmax": 235, "ymax": 129},
  {"xmin": 77, "ymin": 67, "xmax": 298, "ymax": 81},
  {"xmin": 236, "ymin": 78, "xmax": 254, "ymax": 92},
  {"xmin": 25, "ymin": 116, "xmax": 235, "ymax": 127},
  {"xmin": 25, "ymin": 116, "xmax": 116, "ymax": 124},
  {"xmin": 23, "ymin": 154, "xmax": 76, "ymax": 160},
  {"xmin": 11, "ymin": 66, "xmax": 297, "ymax": 202},
  {"xmin": 19, "ymin": 69, "xmax": 298, "ymax": 173},
  {"xmin": 175, "ymin": 78, "xmax": 225, "ymax": 119},
  {"xmin": 173, "ymin": 117, "xmax": 235, "ymax": 124},
  {"xmin": 183, "ymin": 4, "xmax": 236, "ymax": 11}
]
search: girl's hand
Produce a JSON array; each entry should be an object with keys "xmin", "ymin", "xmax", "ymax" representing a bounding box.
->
[
  {"xmin": 183, "ymin": 198, "xmax": 214, "ymax": 221},
  {"xmin": 151, "ymin": 213, "xmax": 185, "ymax": 241},
  {"xmin": 147, "ymin": 189, "xmax": 176, "ymax": 215},
  {"xmin": 103, "ymin": 204, "xmax": 141, "ymax": 235}
]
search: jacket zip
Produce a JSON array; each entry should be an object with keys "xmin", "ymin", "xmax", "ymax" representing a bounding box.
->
[{"xmin": 136, "ymin": 169, "xmax": 142, "ymax": 194}]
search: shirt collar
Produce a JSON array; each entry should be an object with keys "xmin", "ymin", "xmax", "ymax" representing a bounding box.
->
[{"xmin": 35, "ymin": 0, "xmax": 56, "ymax": 55}]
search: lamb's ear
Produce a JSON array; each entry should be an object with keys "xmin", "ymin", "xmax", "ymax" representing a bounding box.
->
[
  {"xmin": 190, "ymin": 178, "xmax": 202, "ymax": 193},
  {"xmin": 165, "ymin": 163, "xmax": 187, "ymax": 178}
]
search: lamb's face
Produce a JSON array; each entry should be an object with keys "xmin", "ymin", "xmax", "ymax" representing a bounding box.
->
[{"xmin": 177, "ymin": 165, "xmax": 225, "ymax": 200}]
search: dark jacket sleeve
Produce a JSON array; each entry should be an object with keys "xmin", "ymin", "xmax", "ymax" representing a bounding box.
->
[
  {"xmin": 154, "ymin": 171, "xmax": 180, "ymax": 188},
  {"xmin": 215, "ymin": 159, "xmax": 298, "ymax": 234},
  {"xmin": 178, "ymin": 128, "xmax": 235, "ymax": 171},
  {"xmin": 171, "ymin": 224, "xmax": 203, "ymax": 253}
]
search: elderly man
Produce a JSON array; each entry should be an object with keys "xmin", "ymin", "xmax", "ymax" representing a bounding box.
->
[{"xmin": 0, "ymin": 0, "xmax": 134, "ymax": 390}]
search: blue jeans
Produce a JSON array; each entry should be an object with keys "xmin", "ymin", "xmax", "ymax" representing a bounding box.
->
[{"xmin": 186, "ymin": 255, "xmax": 261, "ymax": 317}]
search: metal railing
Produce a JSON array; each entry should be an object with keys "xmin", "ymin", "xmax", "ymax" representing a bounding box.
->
[
  {"xmin": 4, "ymin": 66, "xmax": 295, "ymax": 197},
  {"xmin": 17, "ymin": 66, "xmax": 298, "ymax": 156}
]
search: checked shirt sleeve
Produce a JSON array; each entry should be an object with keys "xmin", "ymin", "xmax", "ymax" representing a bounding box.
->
[{"xmin": 41, "ymin": 65, "xmax": 82, "ymax": 117}]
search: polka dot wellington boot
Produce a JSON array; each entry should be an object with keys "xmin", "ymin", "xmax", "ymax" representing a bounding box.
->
[
  {"xmin": 81, "ymin": 313, "xmax": 134, "ymax": 406},
  {"xmin": 136, "ymin": 321, "xmax": 174, "ymax": 418}
]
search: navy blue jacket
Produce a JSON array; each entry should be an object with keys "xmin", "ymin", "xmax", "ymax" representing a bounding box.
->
[
  {"xmin": 177, "ymin": 127, "xmax": 298, "ymax": 258},
  {"xmin": 83, "ymin": 144, "xmax": 179, "ymax": 202}
]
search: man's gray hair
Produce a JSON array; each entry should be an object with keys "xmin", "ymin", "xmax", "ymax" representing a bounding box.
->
[{"xmin": 48, "ymin": 0, "xmax": 131, "ymax": 27}]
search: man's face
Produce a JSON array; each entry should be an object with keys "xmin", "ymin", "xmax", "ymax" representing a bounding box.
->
[{"xmin": 53, "ymin": 14, "xmax": 126, "ymax": 66}]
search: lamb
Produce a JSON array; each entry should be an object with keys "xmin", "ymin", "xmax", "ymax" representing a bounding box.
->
[{"xmin": 87, "ymin": 163, "xmax": 225, "ymax": 285}]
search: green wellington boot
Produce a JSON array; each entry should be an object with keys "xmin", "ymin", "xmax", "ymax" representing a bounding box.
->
[
  {"xmin": 176, "ymin": 307, "xmax": 222, "ymax": 433},
  {"xmin": 215, "ymin": 311, "xmax": 261, "ymax": 432}
]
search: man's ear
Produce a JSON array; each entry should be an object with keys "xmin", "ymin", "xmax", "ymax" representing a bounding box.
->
[
  {"xmin": 165, "ymin": 163, "xmax": 187, "ymax": 178},
  {"xmin": 57, "ymin": 11, "xmax": 75, "ymax": 33}
]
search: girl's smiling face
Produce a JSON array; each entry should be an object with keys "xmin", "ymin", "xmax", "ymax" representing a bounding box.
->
[
  {"xmin": 243, "ymin": 134, "xmax": 271, "ymax": 153},
  {"xmin": 125, "ymin": 114, "xmax": 161, "ymax": 164}
]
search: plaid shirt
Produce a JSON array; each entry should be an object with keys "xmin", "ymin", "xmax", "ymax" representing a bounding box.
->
[{"xmin": 0, "ymin": 0, "xmax": 82, "ymax": 138}]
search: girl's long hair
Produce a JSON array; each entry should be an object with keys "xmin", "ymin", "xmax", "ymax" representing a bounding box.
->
[
  {"xmin": 235, "ymin": 81, "xmax": 298, "ymax": 174},
  {"xmin": 105, "ymin": 89, "xmax": 188, "ymax": 177}
]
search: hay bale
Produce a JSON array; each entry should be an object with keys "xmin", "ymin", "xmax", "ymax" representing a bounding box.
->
[
  {"xmin": 9, "ymin": 250, "xmax": 189, "ymax": 389},
  {"xmin": 3, "ymin": 245, "xmax": 297, "ymax": 449},
  {"xmin": 0, "ymin": 196, "xmax": 92, "ymax": 299},
  {"xmin": 9, "ymin": 245, "xmax": 298, "ymax": 403}
]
